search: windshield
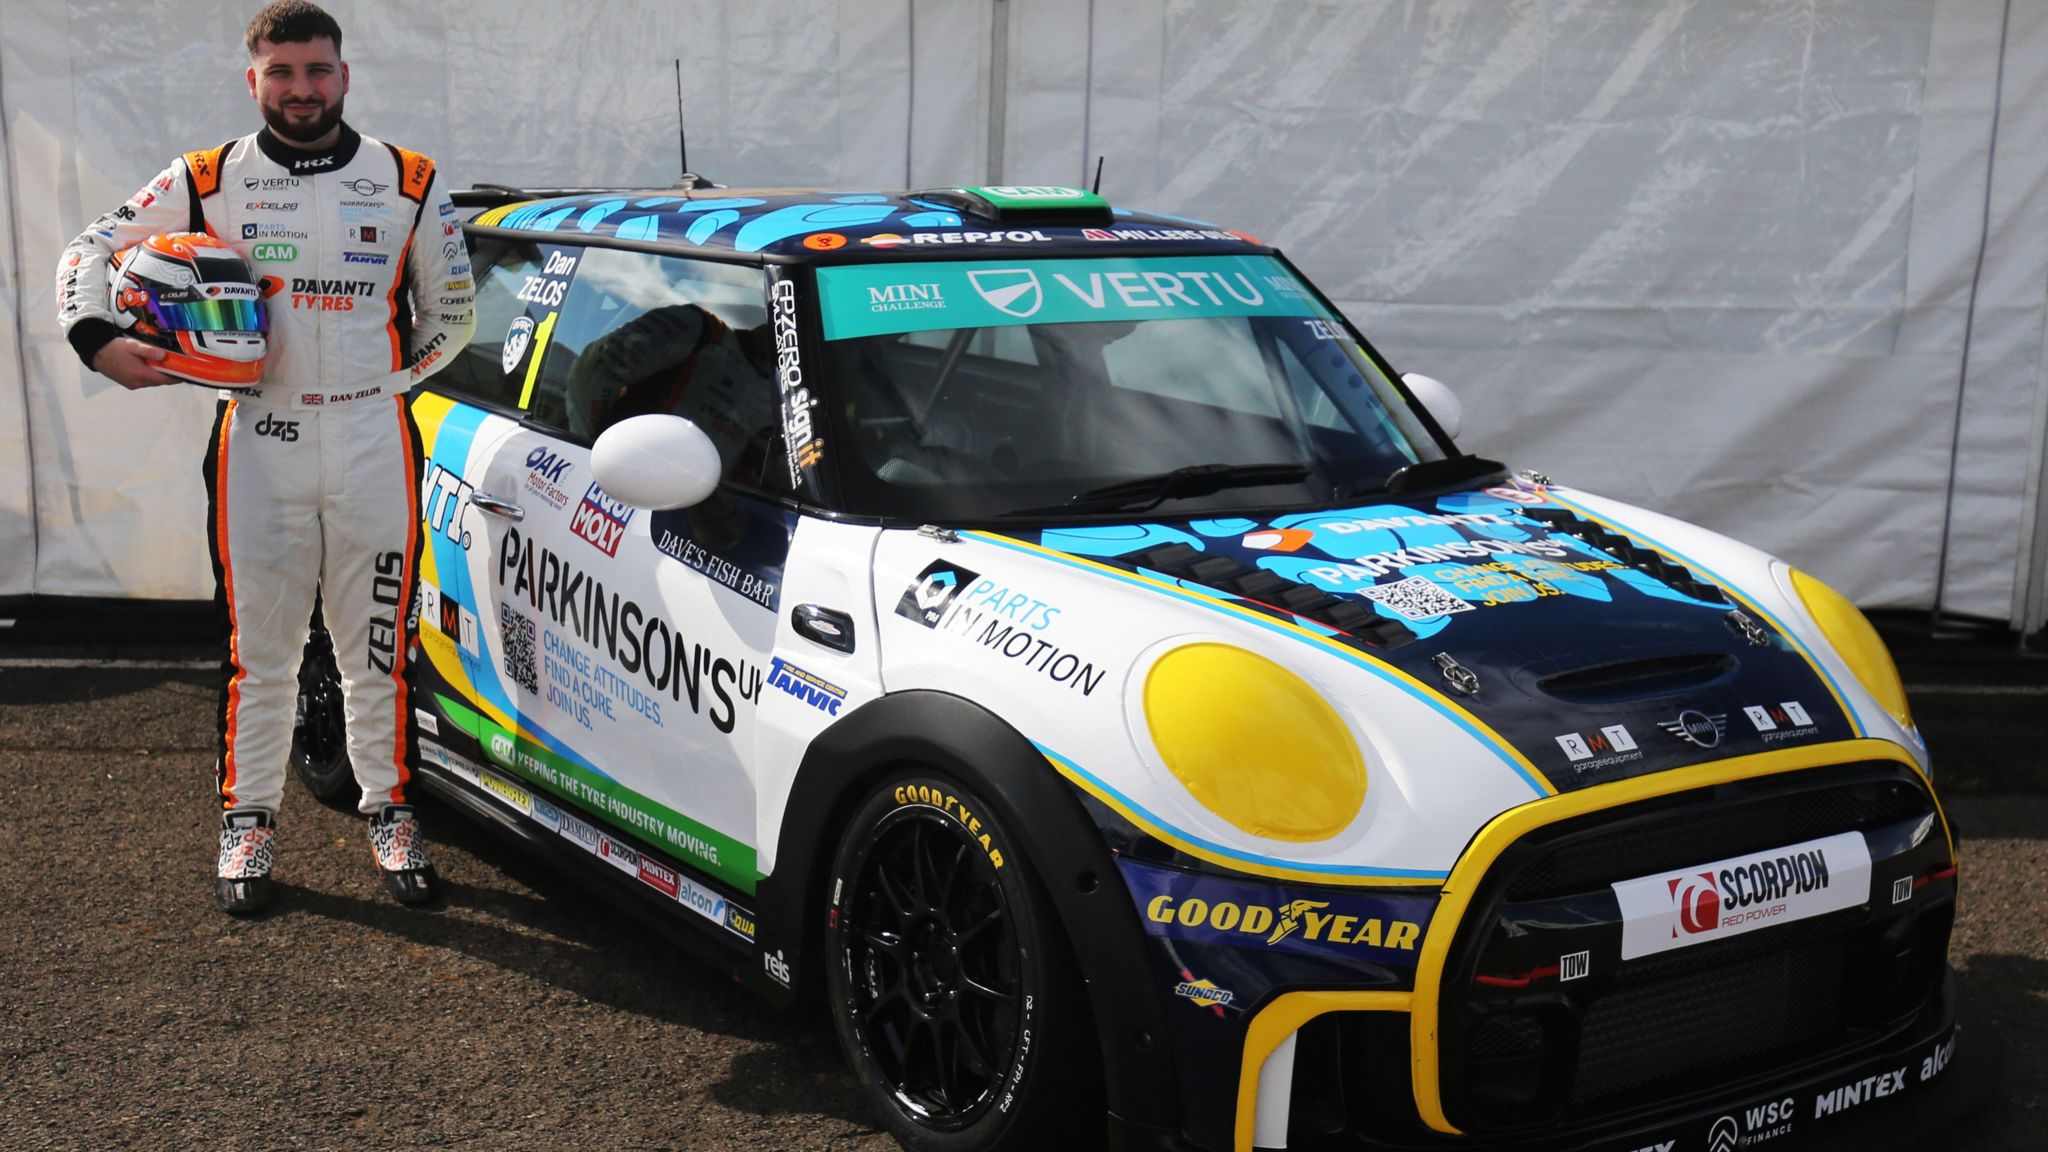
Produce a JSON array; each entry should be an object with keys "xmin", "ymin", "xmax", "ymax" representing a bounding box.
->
[{"xmin": 815, "ymin": 255, "xmax": 1444, "ymax": 519}]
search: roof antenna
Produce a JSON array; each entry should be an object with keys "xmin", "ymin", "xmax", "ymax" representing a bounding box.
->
[
  {"xmin": 1091, "ymin": 155, "xmax": 1105, "ymax": 194},
  {"xmin": 675, "ymin": 59, "xmax": 689, "ymax": 178}
]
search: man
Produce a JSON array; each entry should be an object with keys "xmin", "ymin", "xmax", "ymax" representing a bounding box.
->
[{"xmin": 55, "ymin": 0, "xmax": 475, "ymax": 914}]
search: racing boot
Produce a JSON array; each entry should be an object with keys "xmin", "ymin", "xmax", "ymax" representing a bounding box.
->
[
  {"xmin": 215, "ymin": 807, "xmax": 277, "ymax": 914},
  {"xmin": 368, "ymin": 803, "xmax": 440, "ymax": 906}
]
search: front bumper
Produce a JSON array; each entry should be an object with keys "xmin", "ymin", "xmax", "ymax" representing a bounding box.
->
[{"xmin": 1109, "ymin": 740, "xmax": 1987, "ymax": 1152}]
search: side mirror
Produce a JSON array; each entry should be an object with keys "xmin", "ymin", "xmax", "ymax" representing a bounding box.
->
[
  {"xmin": 590, "ymin": 414, "xmax": 722, "ymax": 509},
  {"xmin": 1401, "ymin": 372, "xmax": 1462, "ymax": 440}
]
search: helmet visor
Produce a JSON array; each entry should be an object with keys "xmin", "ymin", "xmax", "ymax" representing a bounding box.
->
[{"xmin": 154, "ymin": 297, "xmax": 266, "ymax": 333}]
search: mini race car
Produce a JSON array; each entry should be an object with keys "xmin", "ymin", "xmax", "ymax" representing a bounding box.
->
[{"xmin": 293, "ymin": 183, "xmax": 1972, "ymax": 1151}]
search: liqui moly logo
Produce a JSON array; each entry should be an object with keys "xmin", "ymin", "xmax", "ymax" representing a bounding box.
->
[{"xmin": 570, "ymin": 482, "xmax": 633, "ymax": 556}]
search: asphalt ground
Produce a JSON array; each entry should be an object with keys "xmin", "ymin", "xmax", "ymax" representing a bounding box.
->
[{"xmin": 0, "ymin": 606, "xmax": 2041, "ymax": 1151}]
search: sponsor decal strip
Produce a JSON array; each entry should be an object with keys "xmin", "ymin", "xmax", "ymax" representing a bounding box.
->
[
  {"xmin": 419, "ymin": 737, "xmax": 756, "ymax": 942},
  {"xmin": 434, "ymin": 694, "xmax": 760, "ymax": 893},
  {"xmin": 967, "ymin": 530, "xmax": 1551, "ymax": 799},
  {"xmin": 1040, "ymin": 743, "xmax": 1449, "ymax": 884},
  {"xmin": 1542, "ymin": 491, "xmax": 1868, "ymax": 741}
]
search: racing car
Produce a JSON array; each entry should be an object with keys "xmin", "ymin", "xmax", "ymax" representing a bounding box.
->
[{"xmin": 292, "ymin": 182, "xmax": 1970, "ymax": 1151}]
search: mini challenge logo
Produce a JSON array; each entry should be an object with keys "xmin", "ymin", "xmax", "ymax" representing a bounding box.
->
[{"xmin": 570, "ymin": 482, "xmax": 633, "ymax": 557}]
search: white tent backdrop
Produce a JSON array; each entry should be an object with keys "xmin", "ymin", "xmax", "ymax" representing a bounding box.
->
[{"xmin": 5, "ymin": 0, "xmax": 2047, "ymax": 626}]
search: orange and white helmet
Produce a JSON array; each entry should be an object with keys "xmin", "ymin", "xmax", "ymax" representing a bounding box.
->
[{"xmin": 109, "ymin": 232, "xmax": 267, "ymax": 387}]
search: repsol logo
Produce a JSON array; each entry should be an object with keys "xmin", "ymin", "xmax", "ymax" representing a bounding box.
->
[
  {"xmin": 253, "ymin": 413, "xmax": 299, "ymax": 442},
  {"xmin": 1143, "ymin": 894, "xmax": 1422, "ymax": 950}
]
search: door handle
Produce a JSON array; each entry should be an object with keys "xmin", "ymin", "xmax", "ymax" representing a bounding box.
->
[
  {"xmin": 471, "ymin": 492, "xmax": 524, "ymax": 520},
  {"xmin": 793, "ymin": 604, "xmax": 856, "ymax": 653}
]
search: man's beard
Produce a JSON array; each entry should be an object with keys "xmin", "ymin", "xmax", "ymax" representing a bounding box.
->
[{"xmin": 260, "ymin": 94, "xmax": 344, "ymax": 145}]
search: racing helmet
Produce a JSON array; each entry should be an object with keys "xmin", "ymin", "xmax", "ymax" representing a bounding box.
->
[{"xmin": 108, "ymin": 232, "xmax": 267, "ymax": 386}]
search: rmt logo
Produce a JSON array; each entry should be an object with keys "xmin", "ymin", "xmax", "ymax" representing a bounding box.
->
[{"xmin": 253, "ymin": 413, "xmax": 300, "ymax": 443}]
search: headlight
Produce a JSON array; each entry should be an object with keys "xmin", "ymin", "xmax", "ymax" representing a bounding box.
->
[
  {"xmin": 1787, "ymin": 567, "xmax": 1914, "ymax": 732},
  {"xmin": 1143, "ymin": 643, "xmax": 1365, "ymax": 842}
]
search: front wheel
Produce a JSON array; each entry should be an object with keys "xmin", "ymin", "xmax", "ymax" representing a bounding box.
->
[{"xmin": 825, "ymin": 772, "xmax": 1101, "ymax": 1151}]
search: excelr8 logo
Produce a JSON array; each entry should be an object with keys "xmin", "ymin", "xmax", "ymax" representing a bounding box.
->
[{"xmin": 570, "ymin": 482, "xmax": 633, "ymax": 557}]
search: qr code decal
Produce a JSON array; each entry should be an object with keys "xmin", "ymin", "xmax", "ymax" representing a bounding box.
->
[
  {"xmin": 499, "ymin": 604, "xmax": 539, "ymax": 694},
  {"xmin": 1357, "ymin": 575, "xmax": 1476, "ymax": 621}
]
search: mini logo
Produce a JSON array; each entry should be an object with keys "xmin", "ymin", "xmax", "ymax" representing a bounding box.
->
[
  {"xmin": 502, "ymin": 316, "xmax": 535, "ymax": 374},
  {"xmin": 341, "ymin": 178, "xmax": 390, "ymax": 196},
  {"xmin": 1659, "ymin": 709, "xmax": 1727, "ymax": 748},
  {"xmin": 1559, "ymin": 950, "xmax": 1590, "ymax": 981},
  {"xmin": 967, "ymin": 268, "xmax": 1043, "ymax": 317},
  {"xmin": 1434, "ymin": 652, "xmax": 1479, "ymax": 696},
  {"xmin": 763, "ymin": 949, "xmax": 792, "ymax": 987},
  {"xmin": 894, "ymin": 561, "xmax": 979, "ymax": 628},
  {"xmin": 1707, "ymin": 1117, "xmax": 1739, "ymax": 1152}
]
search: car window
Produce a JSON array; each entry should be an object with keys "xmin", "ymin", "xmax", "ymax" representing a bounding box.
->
[
  {"xmin": 526, "ymin": 248, "xmax": 782, "ymax": 487},
  {"xmin": 426, "ymin": 234, "xmax": 540, "ymax": 410}
]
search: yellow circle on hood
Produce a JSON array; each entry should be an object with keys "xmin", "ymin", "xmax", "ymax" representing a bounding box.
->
[{"xmin": 1144, "ymin": 643, "xmax": 1366, "ymax": 842}]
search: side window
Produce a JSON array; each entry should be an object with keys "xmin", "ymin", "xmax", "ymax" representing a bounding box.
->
[
  {"xmin": 426, "ymin": 235, "xmax": 542, "ymax": 409},
  {"xmin": 527, "ymin": 248, "xmax": 782, "ymax": 488}
]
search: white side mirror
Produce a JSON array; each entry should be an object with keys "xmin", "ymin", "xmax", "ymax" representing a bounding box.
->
[
  {"xmin": 1401, "ymin": 372, "xmax": 1462, "ymax": 440},
  {"xmin": 590, "ymin": 414, "xmax": 722, "ymax": 510}
]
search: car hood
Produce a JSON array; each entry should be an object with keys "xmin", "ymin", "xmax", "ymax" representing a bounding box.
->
[
  {"xmin": 872, "ymin": 479, "xmax": 1884, "ymax": 883},
  {"xmin": 1017, "ymin": 480, "xmax": 1859, "ymax": 794}
]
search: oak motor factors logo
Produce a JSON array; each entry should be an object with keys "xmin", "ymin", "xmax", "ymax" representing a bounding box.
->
[{"xmin": 1612, "ymin": 832, "xmax": 1871, "ymax": 959}]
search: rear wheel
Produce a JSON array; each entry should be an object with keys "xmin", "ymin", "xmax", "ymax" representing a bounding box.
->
[
  {"xmin": 825, "ymin": 772, "xmax": 1101, "ymax": 1151},
  {"xmin": 290, "ymin": 626, "xmax": 354, "ymax": 802}
]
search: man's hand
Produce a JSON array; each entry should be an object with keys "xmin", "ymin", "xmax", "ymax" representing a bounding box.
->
[{"xmin": 91, "ymin": 337, "xmax": 179, "ymax": 389}]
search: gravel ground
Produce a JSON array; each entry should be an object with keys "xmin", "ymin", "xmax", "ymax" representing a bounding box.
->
[{"xmin": 0, "ymin": 635, "xmax": 2041, "ymax": 1151}]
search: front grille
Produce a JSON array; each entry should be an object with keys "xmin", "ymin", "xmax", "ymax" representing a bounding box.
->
[
  {"xmin": 1572, "ymin": 933, "xmax": 1852, "ymax": 1104},
  {"xmin": 1437, "ymin": 762, "xmax": 1953, "ymax": 1134},
  {"xmin": 1508, "ymin": 776, "xmax": 1928, "ymax": 901}
]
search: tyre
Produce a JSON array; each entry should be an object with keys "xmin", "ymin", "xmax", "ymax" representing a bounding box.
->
[
  {"xmin": 825, "ymin": 771, "xmax": 1102, "ymax": 1152},
  {"xmin": 290, "ymin": 626, "xmax": 355, "ymax": 802}
]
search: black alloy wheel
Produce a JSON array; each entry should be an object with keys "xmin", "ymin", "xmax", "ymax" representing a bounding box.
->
[
  {"xmin": 826, "ymin": 773, "xmax": 1099, "ymax": 1151},
  {"xmin": 290, "ymin": 626, "xmax": 354, "ymax": 801}
]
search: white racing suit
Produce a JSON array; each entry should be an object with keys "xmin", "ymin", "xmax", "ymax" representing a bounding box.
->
[{"xmin": 57, "ymin": 123, "xmax": 475, "ymax": 815}]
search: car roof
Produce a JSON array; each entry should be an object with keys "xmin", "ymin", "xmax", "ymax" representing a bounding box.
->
[{"xmin": 459, "ymin": 184, "xmax": 1272, "ymax": 262}]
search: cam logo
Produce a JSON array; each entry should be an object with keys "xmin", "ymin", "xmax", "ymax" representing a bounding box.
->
[
  {"xmin": 895, "ymin": 561, "xmax": 980, "ymax": 628},
  {"xmin": 967, "ymin": 268, "xmax": 1043, "ymax": 318},
  {"xmin": 251, "ymin": 242, "xmax": 297, "ymax": 262},
  {"xmin": 487, "ymin": 731, "xmax": 514, "ymax": 765}
]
